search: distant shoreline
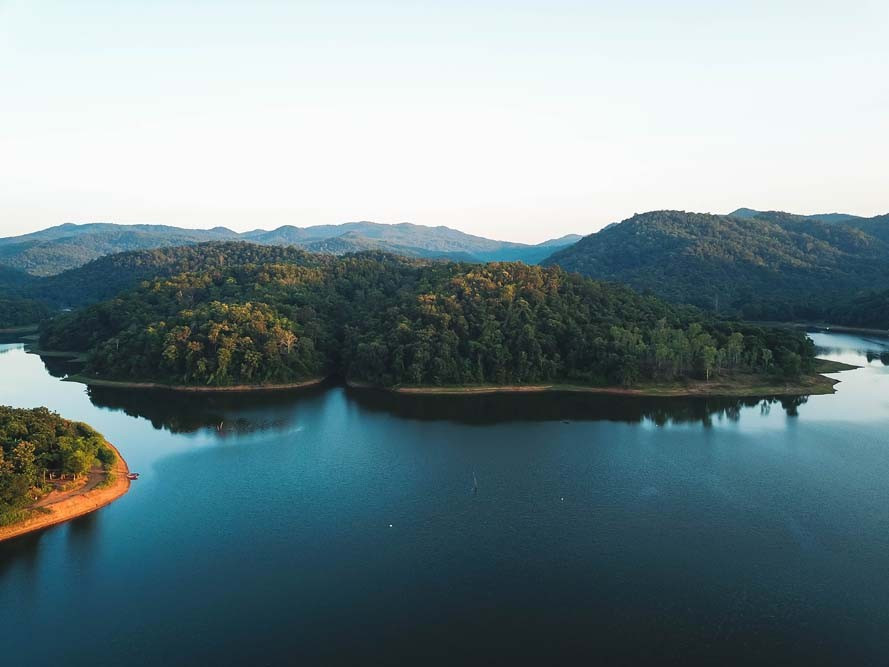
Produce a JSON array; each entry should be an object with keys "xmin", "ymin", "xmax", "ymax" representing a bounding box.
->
[
  {"xmin": 25, "ymin": 342, "xmax": 858, "ymax": 398},
  {"xmin": 347, "ymin": 359, "xmax": 857, "ymax": 398},
  {"xmin": 60, "ymin": 371, "xmax": 848, "ymax": 398},
  {"xmin": 754, "ymin": 321, "xmax": 889, "ymax": 338},
  {"xmin": 64, "ymin": 373, "xmax": 327, "ymax": 393},
  {"xmin": 0, "ymin": 441, "xmax": 131, "ymax": 543},
  {"xmin": 0, "ymin": 324, "xmax": 39, "ymax": 334}
]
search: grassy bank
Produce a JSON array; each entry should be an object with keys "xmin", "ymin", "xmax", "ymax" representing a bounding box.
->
[{"xmin": 814, "ymin": 359, "xmax": 860, "ymax": 373}]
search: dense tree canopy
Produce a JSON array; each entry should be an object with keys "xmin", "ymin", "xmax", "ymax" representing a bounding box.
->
[
  {"xmin": 6, "ymin": 242, "xmax": 327, "ymax": 311},
  {"xmin": 0, "ymin": 298, "xmax": 52, "ymax": 328},
  {"xmin": 823, "ymin": 289, "xmax": 889, "ymax": 330},
  {"xmin": 4, "ymin": 210, "xmax": 889, "ymax": 331},
  {"xmin": 40, "ymin": 246, "xmax": 815, "ymax": 388},
  {"xmin": 543, "ymin": 210, "xmax": 889, "ymax": 327},
  {"xmin": 0, "ymin": 406, "xmax": 114, "ymax": 525}
]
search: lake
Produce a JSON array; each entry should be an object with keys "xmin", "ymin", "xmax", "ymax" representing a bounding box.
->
[{"xmin": 1, "ymin": 332, "xmax": 888, "ymax": 665}]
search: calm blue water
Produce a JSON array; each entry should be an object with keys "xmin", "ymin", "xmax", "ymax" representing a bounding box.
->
[{"xmin": 1, "ymin": 332, "xmax": 888, "ymax": 665}]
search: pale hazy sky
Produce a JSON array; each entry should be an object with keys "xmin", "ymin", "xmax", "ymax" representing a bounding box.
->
[{"xmin": 1, "ymin": 0, "xmax": 887, "ymax": 243}]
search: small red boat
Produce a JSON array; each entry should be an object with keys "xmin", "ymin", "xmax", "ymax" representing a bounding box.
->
[{"xmin": 126, "ymin": 472, "xmax": 140, "ymax": 480}]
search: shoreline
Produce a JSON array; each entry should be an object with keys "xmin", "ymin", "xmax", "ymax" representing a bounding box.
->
[
  {"xmin": 348, "ymin": 359, "xmax": 857, "ymax": 398},
  {"xmin": 0, "ymin": 324, "xmax": 39, "ymax": 334},
  {"xmin": 24, "ymin": 343, "xmax": 858, "ymax": 399},
  {"xmin": 29, "ymin": 348, "xmax": 88, "ymax": 361},
  {"xmin": 68, "ymin": 362, "xmax": 856, "ymax": 399},
  {"xmin": 19, "ymin": 345, "xmax": 327, "ymax": 393},
  {"xmin": 753, "ymin": 320, "xmax": 889, "ymax": 338},
  {"xmin": 0, "ymin": 441, "xmax": 131, "ymax": 543},
  {"xmin": 64, "ymin": 373, "xmax": 327, "ymax": 393}
]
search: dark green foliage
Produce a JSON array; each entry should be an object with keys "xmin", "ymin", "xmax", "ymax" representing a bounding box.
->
[
  {"xmin": 0, "ymin": 242, "xmax": 327, "ymax": 328},
  {"xmin": 0, "ymin": 267, "xmax": 45, "ymax": 327},
  {"xmin": 823, "ymin": 290, "xmax": 889, "ymax": 330},
  {"xmin": 0, "ymin": 265, "xmax": 34, "ymax": 289},
  {"xmin": 543, "ymin": 210, "xmax": 889, "ymax": 327},
  {"xmin": 96, "ymin": 444, "xmax": 116, "ymax": 469},
  {"xmin": 0, "ymin": 298, "xmax": 52, "ymax": 328},
  {"xmin": 39, "ymin": 245, "xmax": 815, "ymax": 388},
  {"xmin": 0, "ymin": 406, "xmax": 112, "ymax": 524},
  {"xmin": 33, "ymin": 242, "xmax": 325, "ymax": 308}
]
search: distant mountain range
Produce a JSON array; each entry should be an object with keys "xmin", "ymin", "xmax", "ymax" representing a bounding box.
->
[
  {"xmin": 543, "ymin": 208, "xmax": 889, "ymax": 325},
  {"xmin": 0, "ymin": 221, "xmax": 582, "ymax": 276},
  {"xmin": 4, "ymin": 208, "xmax": 889, "ymax": 330}
]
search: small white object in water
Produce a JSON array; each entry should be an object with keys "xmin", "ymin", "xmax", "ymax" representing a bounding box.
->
[
  {"xmin": 561, "ymin": 497, "xmax": 564, "ymax": 501},
  {"xmin": 389, "ymin": 524, "xmax": 393, "ymax": 528}
]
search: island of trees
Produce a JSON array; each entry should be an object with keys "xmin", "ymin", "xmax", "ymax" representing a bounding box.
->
[
  {"xmin": 0, "ymin": 406, "xmax": 117, "ymax": 527},
  {"xmin": 38, "ymin": 243, "xmax": 817, "ymax": 391}
]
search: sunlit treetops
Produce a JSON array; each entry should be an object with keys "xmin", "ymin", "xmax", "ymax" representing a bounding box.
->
[{"xmin": 40, "ymin": 248, "xmax": 815, "ymax": 388}]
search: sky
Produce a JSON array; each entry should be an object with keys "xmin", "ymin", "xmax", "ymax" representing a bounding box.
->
[{"xmin": 1, "ymin": 0, "xmax": 887, "ymax": 243}]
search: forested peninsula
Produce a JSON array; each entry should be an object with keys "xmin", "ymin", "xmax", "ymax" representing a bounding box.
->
[
  {"xmin": 0, "ymin": 406, "xmax": 129, "ymax": 539},
  {"xmin": 38, "ymin": 243, "xmax": 819, "ymax": 394}
]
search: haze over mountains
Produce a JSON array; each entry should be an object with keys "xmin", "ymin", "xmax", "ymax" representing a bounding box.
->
[
  {"xmin": 1, "ymin": 207, "xmax": 888, "ymax": 331},
  {"xmin": 0, "ymin": 221, "xmax": 582, "ymax": 277}
]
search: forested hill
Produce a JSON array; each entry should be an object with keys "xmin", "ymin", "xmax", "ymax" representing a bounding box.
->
[
  {"xmin": 0, "ymin": 224, "xmax": 240, "ymax": 276},
  {"xmin": 40, "ymin": 245, "xmax": 814, "ymax": 389},
  {"xmin": 542, "ymin": 210, "xmax": 889, "ymax": 323},
  {"xmin": 0, "ymin": 221, "xmax": 579, "ymax": 276},
  {"xmin": 21, "ymin": 242, "xmax": 325, "ymax": 309},
  {"xmin": 0, "ymin": 232, "xmax": 575, "ymax": 321}
]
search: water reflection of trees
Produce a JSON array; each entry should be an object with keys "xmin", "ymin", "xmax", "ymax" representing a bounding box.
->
[
  {"xmin": 86, "ymin": 383, "xmax": 330, "ymax": 434},
  {"xmin": 865, "ymin": 351, "xmax": 889, "ymax": 366},
  {"xmin": 345, "ymin": 388, "xmax": 810, "ymax": 426},
  {"xmin": 37, "ymin": 354, "xmax": 81, "ymax": 378},
  {"xmin": 816, "ymin": 343, "xmax": 889, "ymax": 366},
  {"xmin": 83, "ymin": 380, "xmax": 812, "ymax": 433}
]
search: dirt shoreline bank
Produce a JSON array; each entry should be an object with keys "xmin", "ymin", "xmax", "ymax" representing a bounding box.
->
[
  {"xmin": 24, "ymin": 341, "xmax": 858, "ymax": 398},
  {"xmin": 63, "ymin": 374, "xmax": 327, "ymax": 393},
  {"xmin": 348, "ymin": 359, "xmax": 856, "ymax": 398},
  {"xmin": 0, "ymin": 442, "xmax": 131, "ymax": 543}
]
